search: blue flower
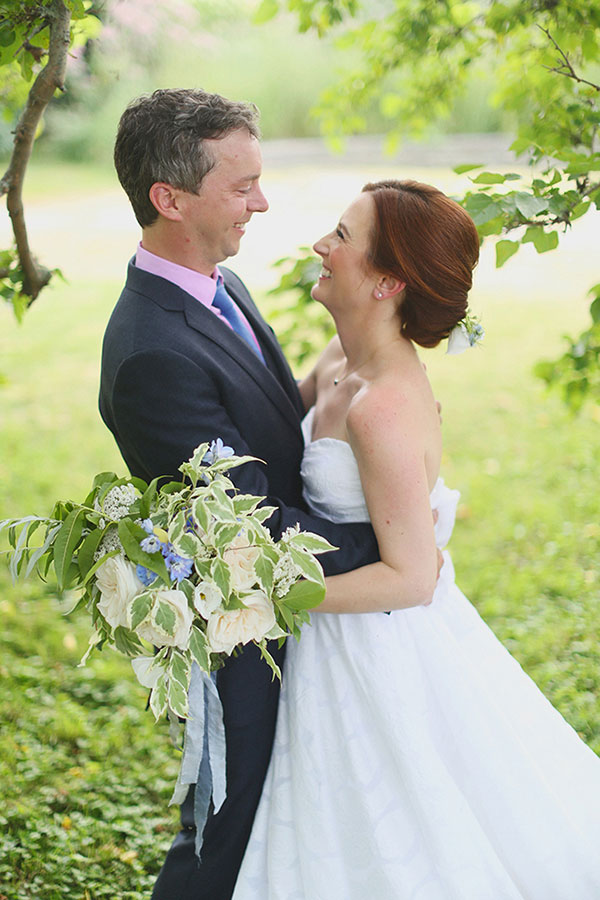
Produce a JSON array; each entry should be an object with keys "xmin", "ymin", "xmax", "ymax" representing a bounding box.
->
[
  {"xmin": 136, "ymin": 564, "xmax": 157, "ymax": 586},
  {"xmin": 140, "ymin": 534, "xmax": 163, "ymax": 554},
  {"xmin": 141, "ymin": 518, "xmax": 155, "ymax": 534},
  {"xmin": 164, "ymin": 552, "xmax": 194, "ymax": 583},
  {"xmin": 203, "ymin": 438, "xmax": 235, "ymax": 465}
]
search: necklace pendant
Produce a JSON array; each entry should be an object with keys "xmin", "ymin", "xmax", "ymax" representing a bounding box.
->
[{"xmin": 333, "ymin": 377, "xmax": 339, "ymax": 386}]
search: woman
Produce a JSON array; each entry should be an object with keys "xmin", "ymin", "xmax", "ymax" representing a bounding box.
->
[{"xmin": 233, "ymin": 180, "xmax": 600, "ymax": 899}]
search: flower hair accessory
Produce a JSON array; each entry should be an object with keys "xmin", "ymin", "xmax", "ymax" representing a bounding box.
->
[{"xmin": 446, "ymin": 311, "xmax": 485, "ymax": 355}]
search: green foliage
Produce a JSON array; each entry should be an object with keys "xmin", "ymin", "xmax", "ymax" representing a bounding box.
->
[
  {"xmin": 268, "ymin": 0, "xmax": 600, "ymax": 409},
  {"xmin": 534, "ymin": 285, "xmax": 600, "ymax": 410},
  {"xmin": 268, "ymin": 249, "xmax": 334, "ymax": 369},
  {"xmin": 2, "ymin": 280, "xmax": 599, "ymax": 894}
]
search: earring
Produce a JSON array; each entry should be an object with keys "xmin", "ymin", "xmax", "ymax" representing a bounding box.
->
[{"xmin": 376, "ymin": 291, "xmax": 383, "ymax": 299}]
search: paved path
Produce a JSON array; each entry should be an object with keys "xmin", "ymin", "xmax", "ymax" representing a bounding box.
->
[{"xmin": 1, "ymin": 134, "xmax": 597, "ymax": 305}]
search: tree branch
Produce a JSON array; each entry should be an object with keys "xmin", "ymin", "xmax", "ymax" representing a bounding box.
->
[
  {"xmin": 0, "ymin": 0, "xmax": 71, "ymax": 301},
  {"xmin": 539, "ymin": 25, "xmax": 600, "ymax": 93}
]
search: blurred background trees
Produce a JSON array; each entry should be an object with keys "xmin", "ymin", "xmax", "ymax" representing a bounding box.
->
[{"xmin": 1, "ymin": 0, "xmax": 599, "ymax": 405}]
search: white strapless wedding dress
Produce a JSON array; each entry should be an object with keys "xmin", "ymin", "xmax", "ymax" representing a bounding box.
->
[{"xmin": 233, "ymin": 409, "xmax": 600, "ymax": 899}]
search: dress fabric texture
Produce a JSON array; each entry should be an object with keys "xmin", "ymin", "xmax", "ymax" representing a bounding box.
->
[{"xmin": 233, "ymin": 408, "xmax": 600, "ymax": 900}]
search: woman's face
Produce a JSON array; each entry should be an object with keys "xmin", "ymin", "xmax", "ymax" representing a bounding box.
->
[{"xmin": 311, "ymin": 192, "xmax": 376, "ymax": 312}]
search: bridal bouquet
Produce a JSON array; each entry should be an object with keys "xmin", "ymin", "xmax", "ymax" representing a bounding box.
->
[{"xmin": 1, "ymin": 439, "xmax": 334, "ymax": 721}]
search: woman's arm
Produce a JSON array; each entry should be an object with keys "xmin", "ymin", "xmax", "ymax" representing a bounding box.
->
[
  {"xmin": 297, "ymin": 336, "xmax": 343, "ymax": 414},
  {"xmin": 315, "ymin": 384, "xmax": 439, "ymax": 613},
  {"xmin": 297, "ymin": 367, "xmax": 317, "ymax": 413}
]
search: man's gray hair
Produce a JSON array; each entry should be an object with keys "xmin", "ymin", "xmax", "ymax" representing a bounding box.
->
[{"xmin": 114, "ymin": 88, "xmax": 261, "ymax": 227}]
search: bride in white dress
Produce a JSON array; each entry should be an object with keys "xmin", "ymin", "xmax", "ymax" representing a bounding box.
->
[{"xmin": 233, "ymin": 180, "xmax": 600, "ymax": 899}]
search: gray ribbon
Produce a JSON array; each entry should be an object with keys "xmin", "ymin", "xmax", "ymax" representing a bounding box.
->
[{"xmin": 170, "ymin": 663, "xmax": 227, "ymax": 859}]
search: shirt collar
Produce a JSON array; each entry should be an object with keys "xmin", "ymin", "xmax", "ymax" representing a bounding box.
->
[{"xmin": 135, "ymin": 243, "xmax": 221, "ymax": 308}]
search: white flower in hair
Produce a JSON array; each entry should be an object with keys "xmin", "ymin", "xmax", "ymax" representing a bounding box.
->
[{"xmin": 447, "ymin": 312, "xmax": 485, "ymax": 355}]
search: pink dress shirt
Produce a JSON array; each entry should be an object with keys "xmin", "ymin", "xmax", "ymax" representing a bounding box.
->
[{"xmin": 135, "ymin": 244, "xmax": 262, "ymax": 355}]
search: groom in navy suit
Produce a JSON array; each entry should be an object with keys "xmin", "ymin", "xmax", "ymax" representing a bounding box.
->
[{"xmin": 99, "ymin": 88, "xmax": 378, "ymax": 900}]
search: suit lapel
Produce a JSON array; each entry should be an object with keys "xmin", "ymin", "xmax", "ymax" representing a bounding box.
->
[{"xmin": 127, "ymin": 261, "xmax": 303, "ymax": 433}]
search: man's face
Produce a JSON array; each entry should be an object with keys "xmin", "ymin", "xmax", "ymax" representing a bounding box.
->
[{"xmin": 177, "ymin": 128, "xmax": 269, "ymax": 275}]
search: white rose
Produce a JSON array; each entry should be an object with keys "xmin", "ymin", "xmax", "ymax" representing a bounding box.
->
[
  {"xmin": 193, "ymin": 580, "xmax": 223, "ymax": 619},
  {"xmin": 96, "ymin": 555, "xmax": 144, "ymax": 629},
  {"xmin": 206, "ymin": 589, "xmax": 276, "ymax": 656},
  {"xmin": 223, "ymin": 529, "xmax": 261, "ymax": 592},
  {"xmin": 136, "ymin": 589, "xmax": 194, "ymax": 651}
]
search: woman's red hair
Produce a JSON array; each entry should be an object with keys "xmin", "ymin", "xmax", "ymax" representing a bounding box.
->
[{"xmin": 362, "ymin": 180, "xmax": 480, "ymax": 348}]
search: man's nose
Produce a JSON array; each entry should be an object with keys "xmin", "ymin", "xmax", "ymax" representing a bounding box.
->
[{"xmin": 250, "ymin": 185, "xmax": 269, "ymax": 213}]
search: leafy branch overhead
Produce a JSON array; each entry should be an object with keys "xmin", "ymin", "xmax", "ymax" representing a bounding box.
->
[
  {"xmin": 260, "ymin": 0, "xmax": 600, "ymax": 409},
  {"xmin": 0, "ymin": 0, "xmax": 100, "ymax": 319}
]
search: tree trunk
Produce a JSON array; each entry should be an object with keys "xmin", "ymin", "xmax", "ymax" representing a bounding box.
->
[{"xmin": 0, "ymin": 0, "xmax": 72, "ymax": 301}]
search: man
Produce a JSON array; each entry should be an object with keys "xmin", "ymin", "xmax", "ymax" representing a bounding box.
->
[{"xmin": 99, "ymin": 88, "xmax": 378, "ymax": 900}]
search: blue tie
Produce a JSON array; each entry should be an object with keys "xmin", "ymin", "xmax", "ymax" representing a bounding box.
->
[{"xmin": 211, "ymin": 280, "xmax": 265, "ymax": 363}]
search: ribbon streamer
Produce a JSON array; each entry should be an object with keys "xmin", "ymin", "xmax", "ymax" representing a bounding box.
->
[{"xmin": 170, "ymin": 663, "xmax": 227, "ymax": 859}]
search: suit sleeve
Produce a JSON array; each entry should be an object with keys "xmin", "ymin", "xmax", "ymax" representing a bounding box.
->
[{"xmin": 110, "ymin": 347, "xmax": 379, "ymax": 576}]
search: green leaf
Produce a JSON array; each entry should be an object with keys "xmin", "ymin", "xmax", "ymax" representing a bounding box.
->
[
  {"xmin": 117, "ymin": 518, "xmax": 170, "ymax": 584},
  {"xmin": 252, "ymin": 505, "xmax": 277, "ymax": 524},
  {"xmin": 254, "ymin": 555, "xmax": 274, "ymax": 593},
  {"xmin": 150, "ymin": 675, "xmax": 168, "ymax": 720},
  {"xmin": 495, "ymin": 239, "xmax": 520, "ymax": 268},
  {"xmin": 168, "ymin": 677, "xmax": 189, "ymax": 718},
  {"xmin": 252, "ymin": 0, "xmax": 280, "ymax": 24},
  {"xmin": 289, "ymin": 546, "xmax": 325, "ymax": 584},
  {"xmin": 522, "ymin": 227, "xmax": 559, "ymax": 254},
  {"xmin": 130, "ymin": 592, "xmax": 154, "ymax": 630},
  {"xmin": 590, "ymin": 297, "xmax": 600, "ymax": 324},
  {"xmin": 281, "ymin": 578, "xmax": 324, "ymax": 611},
  {"xmin": 173, "ymin": 532, "xmax": 203, "ymax": 558},
  {"xmin": 286, "ymin": 531, "xmax": 337, "ymax": 554},
  {"xmin": 514, "ymin": 192, "xmax": 547, "ymax": 219},
  {"xmin": 471, "ymin": 171, "xmax": 507, "ymax": 184},
  {"xmin": 189, "ymin": 626, "xmax": 211, "ymax": 672},
  {"xmin": 453, "ymin": 163, "xmax": 483, "ymax": 174},
  {"xmin": 215, "ymin": 522, "xmax": 244, "ymax": 545},
  {"xmin": 169, "ymin": 650, "xmax": 191, "ymax": 689},
  {"xmin": 53, "ymin": 508, "xmax": 86, "ymax": 590},
  {"xmin": 76, "ymin": 528, "xmax": 104, "ymax": 578},
  {"xmin": 570, "ymin": 201, "xmax": 591, "ymax": 222},
  {"xmin": 139, "ymin": 478, "xmax": 159, "ymax": 518},
  {"xmin": 113, "ymin": 626, "xmax": 145, "ymax": 656},
  {"xmin": 211, "ymin": 556, "xmax": 231, "ymax": 598},
  {"xmin": 155, "ymin": 600, "xmax": 177, "ymax": 636},
  {"xmin": 193, "ymin": 496, "xmax": 212, "ymax": 533}
]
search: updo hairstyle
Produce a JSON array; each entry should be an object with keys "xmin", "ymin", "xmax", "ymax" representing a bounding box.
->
[{"xmin": 362, "ymin": 180, "xmax": 480, "ymax": 348}]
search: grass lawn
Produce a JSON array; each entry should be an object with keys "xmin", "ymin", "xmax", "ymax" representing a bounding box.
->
[{"xmin": 1, "ymin": 269, "xmax": 599, "ymax": 898}]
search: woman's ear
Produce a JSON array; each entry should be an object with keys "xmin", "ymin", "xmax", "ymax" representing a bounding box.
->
[
  {"xmin": 374, "ymin": 275, "xmax": 406, "ymax": 299},
  {"xmin": 148, "ymin": 182, "xmax": 183, "ymax": 221}
]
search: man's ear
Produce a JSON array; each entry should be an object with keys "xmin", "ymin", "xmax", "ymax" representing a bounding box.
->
[
  {"xmin": 374, "ymin": 275, "xmax": 406, "ymax": 299},
  {"xmin": 148, "ymin": 182, "xmax": 183, "ymax": 221}
]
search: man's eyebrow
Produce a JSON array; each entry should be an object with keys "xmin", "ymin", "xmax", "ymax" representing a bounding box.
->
[{"xmin": 235, "ymin": 173, "xmax": 261, "ymax": 184}]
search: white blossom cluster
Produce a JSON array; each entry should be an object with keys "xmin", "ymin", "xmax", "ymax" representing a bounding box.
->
[
  {"xmin": 273, "ymin": 553, "xmax": 302, "ymax": 598},
  {"xmin": 94, "ymin": 483, "xmax": 138, "ymax": 527},
  {"xmin": 94, "ymin": 526, "xmax": 123, "ymax": 562}
]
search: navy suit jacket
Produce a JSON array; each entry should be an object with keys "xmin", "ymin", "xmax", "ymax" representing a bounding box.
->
[
  {"xmin": 99, "ymin": 260, "xmax": 378, "ymax": 576},
  {"xmin": 99, "ymin": 259, "xmax": 379, "ymax": 898}
]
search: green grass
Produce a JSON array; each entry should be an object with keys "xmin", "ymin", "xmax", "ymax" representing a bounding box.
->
[{"xmin": 1, "ymin": 274, "xmax": 599, "ymax": 898}]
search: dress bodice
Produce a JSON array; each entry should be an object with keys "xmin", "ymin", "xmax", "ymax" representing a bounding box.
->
[{"xmin": 301, "ymin": 407, "xmax": 459, "ymax": 551}]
